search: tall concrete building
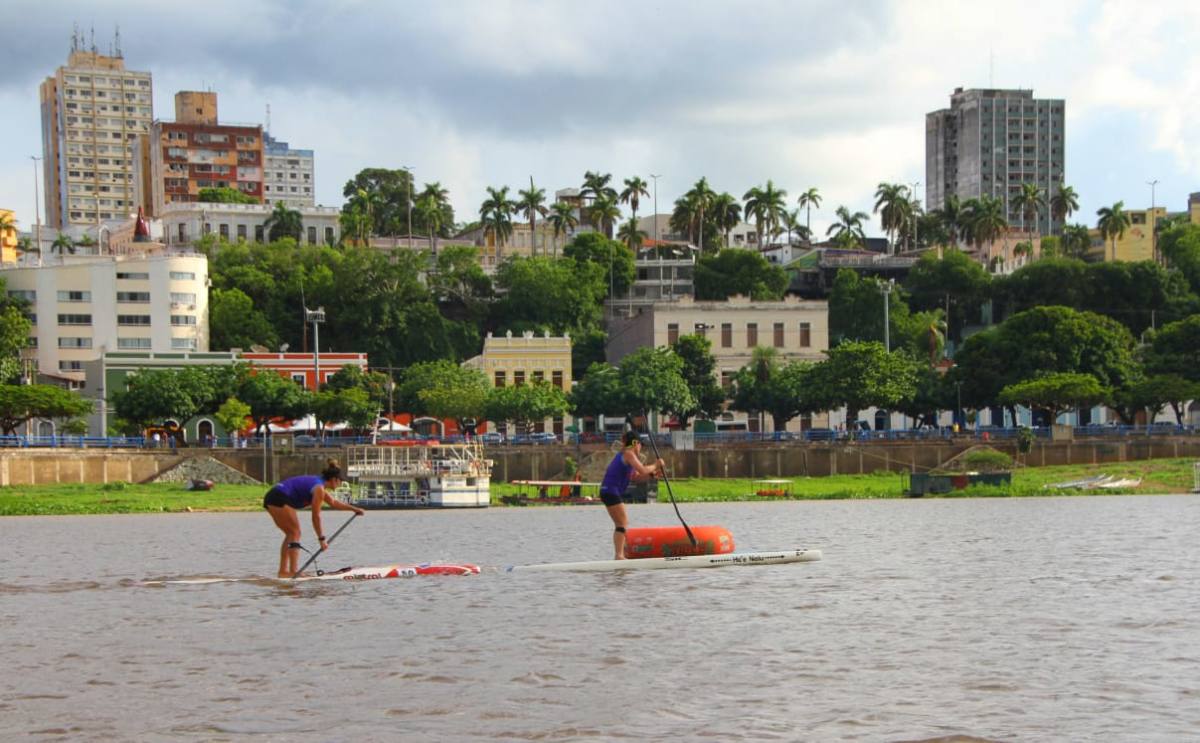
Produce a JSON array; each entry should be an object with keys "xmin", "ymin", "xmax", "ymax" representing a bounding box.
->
[
  {"xmin": 136, "ymin": 91, "xmax": 265, "ymax": 217},
  {"xmin": 39, "ymin": 39, "xmax": 154, "ymax": 230},
  {"xmin": 926, "ymin": 88, "xmax": 1065, "ymax": 236},
  {"xmin": 263, "ymin": 133, "xmax": 315, "ymax": 208}
]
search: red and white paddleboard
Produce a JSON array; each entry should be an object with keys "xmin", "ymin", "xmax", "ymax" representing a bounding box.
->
[{"xmin": 148, "ymin": 563, "xmax": 480, "ymax": 585}]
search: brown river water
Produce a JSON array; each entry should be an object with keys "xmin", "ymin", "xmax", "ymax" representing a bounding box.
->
[{"xmin": 2, "ymin": 496, "xmax": 1199, "ymax": 742}]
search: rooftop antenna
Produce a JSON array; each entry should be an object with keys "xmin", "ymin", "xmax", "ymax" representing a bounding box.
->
[
  {"xmin": 71, "ymin": 23, "xmax": 80, "ymax": 52},
  {"xmin": 114, "ymin": 25, "xmax": 122, "ymax": 57},
  {"xmin": 90, "ymin": 24, "xmax": 96, "ymax": 54},
  {"xmin": 266, "ymin": 103, "xmax": 271, "ymax": 136}
]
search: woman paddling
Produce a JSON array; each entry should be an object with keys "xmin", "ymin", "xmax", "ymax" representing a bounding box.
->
[
  {"xmin": 599, "ymin": 431, "xmax": 664, "ymax": 560},
  {"xmin": 263, "ymin": 459, "xmax": 364, "ymax": 577}
]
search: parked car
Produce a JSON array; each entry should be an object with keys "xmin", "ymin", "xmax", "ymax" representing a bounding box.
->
[
  {"xmin": 480, "ymin": 432, "xmax": 505, "ymax": 445},
  {"xmin": 529, "ymin": 432, "xmax": 558, "ymax": 445},
  {"xmin": 509, "ymin": 433, "xmax": 532, "ymax": 445},
  {"xmin": 293, "ymin": 434, "xmax": 321, "ymax": 447}
]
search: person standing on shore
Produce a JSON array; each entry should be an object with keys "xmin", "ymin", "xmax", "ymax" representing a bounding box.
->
[
  {"xmin": 262, "ymin": 459, "xmax": 364, "ymax": 577},
  {"xmin": 598, "ymin": 431, "xmax": 664, "ymax": 560}
]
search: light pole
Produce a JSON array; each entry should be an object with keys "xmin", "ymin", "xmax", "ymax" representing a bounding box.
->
[
  {"xmin": 908, "ymin": 181, "xmax": 921, "ymax": 252},
  {"xmin": 402, "ymin": 165, "xmax": 413, "ymax": 250},
  {"xmin": 306, "ymin": 306, "xmax": 325, "ymax": 391},
  {"xmin": 386, "ymin": 378, "xmax": 395, "ymax": 422},
  {"xmin": 98, "ymin": 225, "xmax": 110, "ymax": 255},
  {"xmin": 1147, "ymin": 179, "xmax": 1159, "ymax": 264},
  {"xmin": 650, "ymin": 173, "xmax": 662, "ymax": 299},
  {"xmin": 955, "ymin": 380, "xmax": 963, "ymax": 429},
  {"xmin": 30, "ymin": 156, "xmax": 43, "ymax": 259},
  {"xmin": 879, "ymin": 278, "xmax": 895, "ymax": 352}
]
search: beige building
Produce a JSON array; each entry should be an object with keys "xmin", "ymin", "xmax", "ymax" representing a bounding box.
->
[
  {"xmin": 0, "ymin": 209, "xmax": 18, "ymax": 264},
  {"xmin": 159, "ymin": 202, "xmax": 341, "ymax": 246},
  {"xmin": 1, "ymin": 252, "xmax": 209, "ymax": 386},
  {"xmin": 463, "ymin": 330, "xmax": 573, "ymax": 437},
  {"xmin": 606, "ymin": 294, "xmax": 830, "ymax": 432},
  {"xmin": 40, "ymin": 44, "xmax": 154, "ymax": 230}
]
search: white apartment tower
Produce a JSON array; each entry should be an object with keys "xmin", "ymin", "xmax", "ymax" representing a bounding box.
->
[
  {"xmin": 39, "ymin": 34, "xmax": 154, "ymax": 230},
  {"xmin": 926, "ymin": 88, "xmax": 1065, "ymax": 236},
  {"xmin": 263, "ymin": 133, "xmax": 315, "ymax": 208}
]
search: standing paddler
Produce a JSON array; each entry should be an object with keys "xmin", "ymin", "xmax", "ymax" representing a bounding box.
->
[
  {"xmin": 263, "ymin": 459, "xmax": 364, "ymax": 577},
  {"xmin": 598, "ymin": 430, "xmax": 664, "ymax": 559}
]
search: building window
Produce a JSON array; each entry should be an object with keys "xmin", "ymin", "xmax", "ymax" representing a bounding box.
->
[
  {"xmin": 494, "ymin": 371, "xmax": 505, "ymax": 387},
  {"xmin": 307, "ymin": 226, "xmax": 317, "ymax": 244},
  {"xmin": 116, "ymin": 291, "xmax": 150, "ymax": 303},
  {"xmin": 177, "ymin": 224, "xmax": 187, "ymax": 242},
  {"xmin": 721, "ymin": 323, "xmax": 732, "ymax": 348},
  {"xmin": 170, "ymin": 315, "xmax": 197, "ymax": 326},
  {"xmin": 255, "ymin": 225, "xmax": 265, "ymax": 242},
  {"xmin": 532, "ymin": 370, "xmax": 544, "ymax": 384},
  {"xmin": 57, "ymin": 290, "xmax": 92, "ymax": 302},
  {"xmin": 170, "ymin": 292, "xmax": 197, "ymax": 305},
  {"xmin": 7, "ymin": 290, "xmax": 36, "ymax": 302},
  {"xmin": 552, "ymin": 370, "xmax": 563, "ymax": 389},
  {"xmin": 58, "ymin": 314, "xmax": 92, "ymax": 326},
  {"xmin": 58, "ymin": 337, "xmax": 92, "ymax": 348},
  {"xmin": 171, "ymin": 338, "xmax": 197, "ymax": 351},
  {"xmin": 667, "ymin": 323, "xmax": 679, "ymax": 345},
  {"xmin": 291, "ymin": 373, "xmax": 307, "ymax": 388},
  {"xmin": 59, "ymin": 360, "xmax": 85, "ymax": 372},
  {"xmin": 219, "ymin": 224, "xmax": 229, "ymax": 239},
  {"xmin": 720, "ymin": 371, "xmax": 733, "ymax": 389},
  {"xmin": 773, "ymin": 322, "xmax": 784, "ymax": 348},
  {"xmin": 117, "ymin": 315, "xmax": 151, "ymax": 326},
  {"xmin": 116, "ymin": 272, "xmax": 149, "ymax": 280},
  {"xmin": 513, "ymin": 371, "xmax": 525, "ymax": 387},
  {"xmin": 117, "ymin": 337, "xmax": 152, "ymax": 349},
  {"xmin": 324, "ymin": 227, "xmax": 334, "ymax": 244},
  {"xmin": 747, "ymin": 323, "xmax": 758, "ymax": 347},
  {"xmin": 237, "ymin": 224, "xmax": 247, "ymax": 240},
  {"xmin": 799, "ymin": 322, "xmax": 811, "ymax": 348},
  {"xmin": 694, "ymin": 323, "xmax": 708, "ymax": 338},
  {"xmin": 169, "ymin": 271, "xmax": 196, "ymax": 281}
]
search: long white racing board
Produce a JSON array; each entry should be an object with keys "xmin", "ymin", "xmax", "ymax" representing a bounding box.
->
[
  {"xmin": 148, "ymin": 563, "xmax": 480, "ymax": 585},
  {"xmin": 505, "ymin": 549, "xmax": 821, "ymax": 573}
]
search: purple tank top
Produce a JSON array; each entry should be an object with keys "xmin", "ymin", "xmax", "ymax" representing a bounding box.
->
[
  {"xmin": 600, "ymin": 452, "xmax": 633, "ymax": 496},
  {"xmin": 276, "ymin": 475, "xmax": 322, "ymax": 508}
]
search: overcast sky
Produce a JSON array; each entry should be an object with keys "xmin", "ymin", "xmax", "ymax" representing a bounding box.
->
[{"xmin": 3, "ymin": 0, "xmax": 1200, "ymax": 237}]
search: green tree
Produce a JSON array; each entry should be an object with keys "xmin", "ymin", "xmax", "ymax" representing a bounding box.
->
[
  {"xmin": 198, "ymin": 186, "xmax": 257, "ymax": 204},
  {"xmin": 493, "ymin": 256, "xmax": 605, "ymax": 334},
  {"xmin": 1012, "ymin": 182, "xmax": 1046, "ymax": 235},
  {"xmin": 393, "ymin": 360, "xmax": 489, "ymax": 419},
  {"xmin": 743, "ymin": 180, "xmax": 788, "ymax": 251},
  {"xmin": 517, "ymin": 177, "xmax": 548, "ymax": 256},
  {"xmin": 209, "ymin": 287, "xmax": 279, "ymax": 351},
  {"xmin": 998, "ymin": 372, "xmax": 1107, "ymax": 424},
  {"xmin": 669, "ymin": 333, "xmax": 725, "ymax": 429},
  {"xmin": 428, "ymin": 245, "xmax": 493, "ymax": 319},
  {"xmin": 1097, "ymin": 201, "xmax": 1131, "ymax": 262},
  {"xmin": 109, "ymin": 370, "xmax": 199, "ymax": 429},
  {"xmin": 616, "ymin": 346, "xmax": 694, "ymax": 419},
  {"xmin": 693, "ymin": 249, "xmax": 788, "ymax": 301},
  {"xmin": 324, "ymin": 364, "xmax": 391, "ymax": 408},
  {"xmin": 263, "ymin": 201, "xmax": 302, "ymax": 242},
  {"xmin": 214, "ymin": 396, "xmax": 251, "ymax": 437},
  {"xmin": 484, "ymin": 380, "xmax": 570, "ymax": 434},
  {"xmin": 1061, "ymin": 223, "xmax": 1093, "ymax": 259},
  {"xmin": 797, "ymin": 187, "xmax": 822, "ymax": 236},
  {"xmin": 1050, "ymin": 183, "xmax": 1079, "ymax": 227},
  {"xmin": 711, "ymin": 192, "xmax": 743, "ymax": 247},
  {"xmin": 874, "ymin": 182, "xmax": 911, "ymax": 254},
  {"xmin": 237, "ymin": 371, "xmax": 310, "ymax": 434},
  {"xmin": 561, "ymin": 231, "xmax": 634, "ymax": 300},
  {"xmin": 51, "ymin": 233, "xmax": 76, "ymax": 256},
  {"xmin": 903, "ymin": 248, "xmax": 990, "ymax": 341},
  {"xmin": 807, "ymin": 341, "xmax": 919, "ymax": 425},
  {"xmin": 480, "ymin": 186, "xmax": 515, "ymax": 257},
  {"xmin": 617, "ymin": 217, "xmax": 646, "ymax": 251},
  {"xmin": 0, "ymin": 384, "xmax": 93, "ymax": 435},
  {"xmin": 568, "ymin": 362, "xmax": 623, "ymax": 420},
  {"xmin": 311, "ymin": 387, "xmax": 376, "ymax": 434},
  {"xmin": 1143, "ymin": 315, "xmax": 1200, "ymax": 382},
  {"xmin": 962, "ymin": 196, "xmax": 1008, "ymax": 253},
  {"xmin": 1126, "ymin": 374, "xmax": 1200, "ymax": 425},
  {"xmin": 588, "ymin": 193, "xmax": 622, "ymax": 240},
  {"xmin": 0, "ymin": 305, "xmax": 32, "ymax": 383},
  {"xmin": 826, "ymin": 205, "xmax": 869, "ymax": 248},
  {"xmin": 546, "ymin": 201, "xmax": 579, "ymax": 257},
  {"xmin": 1158, "ymin": 223, "xmax": 1200, "ymax": 293},
  {"xmin": 619, "ymin": 177, "xmax": 650, "ymax": 225}
]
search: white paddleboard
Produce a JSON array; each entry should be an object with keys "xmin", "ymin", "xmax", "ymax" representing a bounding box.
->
[
  {"xmin": 147, "ymin": 563, "xmax": 480, "ymax": 585},
  {"xmin": 505, "ymin": 549, "xmax": 821, "ymax": 573}
]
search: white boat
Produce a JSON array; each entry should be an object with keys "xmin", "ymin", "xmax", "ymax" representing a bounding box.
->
[
  {"xmin": 505, "ymin": 549, "xmax": 822, "ymax": 573},
  {"xmin": 343, "ymin": 441, "xmax": 491, "ymax": 509},
  {"xmin": 148, "ymin": 563, "xmax": 481, "ymax": 585}
]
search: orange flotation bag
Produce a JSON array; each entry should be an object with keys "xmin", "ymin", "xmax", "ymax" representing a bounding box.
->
[{"xmin": 624, "ymin": 525, "xmax": 735, "ymax": 558}]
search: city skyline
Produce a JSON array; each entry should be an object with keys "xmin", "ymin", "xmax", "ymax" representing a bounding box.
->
[{"xmin": 2, "ymin": 1, "xmax": 1199, "ymax": 239}]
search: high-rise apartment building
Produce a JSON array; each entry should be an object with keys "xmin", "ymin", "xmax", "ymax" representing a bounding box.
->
[
  {"xmin": 926, "ymin": 88, "xmax": 1065, "ymax": 236},
  {"xmin": 136, "ymin": 91, "xmax": 265, "ymax": 217},
  {"xmin": 39, "ymin": 42, "xmax": 154, "ymax": 230},
  {"xmin": 263, "ymin": 133, "xmax": 315, "ymax": 208}
]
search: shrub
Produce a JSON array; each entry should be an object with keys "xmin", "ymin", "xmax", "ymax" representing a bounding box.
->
[{"xmin": 963, "ymin": 449, "xmax": 1013, "ymax": 472}]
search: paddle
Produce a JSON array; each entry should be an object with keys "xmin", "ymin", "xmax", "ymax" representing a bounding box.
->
[
  {"xmin": 292, "ymin": 513, "xmax": 358, "ymax": 579},
  {"xmin": 641, "ymin": 409, "xmax": 697, "ymax": 547}
]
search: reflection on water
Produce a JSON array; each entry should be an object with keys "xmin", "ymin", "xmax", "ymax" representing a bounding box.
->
[{"xmin": 3, "ymin": 496, "xmax": 1200, "ymax": 741}]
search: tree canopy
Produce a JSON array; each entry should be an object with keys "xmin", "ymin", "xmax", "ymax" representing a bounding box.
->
[{"xmin": 693, "ymin": 249, "xmax": 788, "ymax": 301}]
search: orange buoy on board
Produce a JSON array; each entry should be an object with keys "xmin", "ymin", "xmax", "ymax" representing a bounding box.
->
[{"xmin": 624, "ymin": 525, "xmax": 735, "ymax": 559}]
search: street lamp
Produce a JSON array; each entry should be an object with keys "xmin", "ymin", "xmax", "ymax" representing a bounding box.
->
[
  {"xmin": 1147, "ymin": 179, "xmax": 1160, "ymax": 264},
  {"xmin": 98, "ymin": 224, "xmax": 111, "ymax": 255},
  {"xmin": 30, "ymin": 155, "xmax": 43, "ymax": 259},
  {"xmin": 955, "ymin": 380, "xmax": 963, "ymax": 429},
  {"xmin": 879, "ymin": 278, "xmax": 895, "ymax": 352},
  {"xmin": 908, "ymin": 181, "xmax": 921, "ymax": 252},
  {"xmin": 386, "ymin": 378, "xmax": 395, "ymax": 421},
  {"xmin": 305, "ymin": 306, "xmax": 325, "ymax": 391},
  {"xmin": 650, "ymin": 173, "xmax": 662, "ymax": 298}
]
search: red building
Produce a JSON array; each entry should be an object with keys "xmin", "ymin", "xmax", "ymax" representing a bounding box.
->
[{"xmin": 241, "ymin": 351, "xmax": 369, "ymax": 390}]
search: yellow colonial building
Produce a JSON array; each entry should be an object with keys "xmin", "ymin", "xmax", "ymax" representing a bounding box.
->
[
  {"xmin": 1089, "ymin": 207, "xmax": 1166, "ymax": 262},
  {"xmin": 0, "ymin": 209, "xmax": 17, "ymax": 264},
  {"xmin": 463, "ymin": 330, "xmax": 573, "ymax": 437}
]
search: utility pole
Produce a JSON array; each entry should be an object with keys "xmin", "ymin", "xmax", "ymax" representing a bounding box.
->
[
  {"xmin": 1147, "ymin": 179, "xmax": 1159, "ymax": 264},
  {"xmin": 402, "ymin": 165, "xmax": 413, "ymax": 250},
  {"xmin": 651, "ymin": 173, "xmax": 662, "ymax": 299},
  {"xmin": 30, "ymin": 155, "xmax": 43, "ymax": 260},
  {"xmin": 879, "ymin": 278, "xmax": 895, "ymax": 352},
  {"xmin": 306, "ymin": 307, "xmax": 325, "ymax": 391},
  {"xmin": 909, "ymin": 181, "xmax": 921, "ymax": 252}
]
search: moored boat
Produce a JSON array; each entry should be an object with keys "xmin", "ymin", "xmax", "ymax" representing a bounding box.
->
[{"xmin": 343, "ymin": 441, "xmax": 492, "ymax": 509}]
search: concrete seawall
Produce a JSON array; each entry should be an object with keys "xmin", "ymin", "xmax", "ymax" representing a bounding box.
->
[{"xmin": 3, "ymin": 438, "xmax": 1200, "ymax": 487}]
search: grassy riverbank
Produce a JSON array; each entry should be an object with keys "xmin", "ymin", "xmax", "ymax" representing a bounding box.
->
[{"xmin": 1, "ymin": 458, "xmax": 1193, "ymax": 516}]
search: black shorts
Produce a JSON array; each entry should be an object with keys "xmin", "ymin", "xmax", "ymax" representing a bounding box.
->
[
  {"xmin": 599, "ymin": 490, "xmax": 623, "ymax": 507},
  {"xmin": 263, "ymin": 487, "xmax": 290, "ymax": 509}
]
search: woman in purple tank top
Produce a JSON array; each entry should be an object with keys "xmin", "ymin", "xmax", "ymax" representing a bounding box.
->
[
  {"xmin": 263, "ymin": 458, "xmax": 364, "ymax": 577},
  {"xmin": 599, "ymin": 430, "xmax": 664, "ymax": 560}
]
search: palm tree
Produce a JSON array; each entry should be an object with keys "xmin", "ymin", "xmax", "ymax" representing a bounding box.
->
[
  {"xmin": 874, "ymin": 182, "xmax": 911, "ymax": 255},
  {"xmin": 686, "ymin": 178, "xmax": 717, "ymax": 253},
  {"xmin": 51, "ymin": 233, "xmax": 77, "ymax": 256},
  {"xmin": 1096, "ymin": 201, "xmax": 1131, "ymax": 262},
  {"xmin": 710, "ymin": 192, "xmax": 742, "ymax": 247},
  {"xmin": 743, "ymin": 180, "xmax": 787, "ymax": 251},
  {"xmin": 589, "ymin": 193, "xmax": 621, "ymax": 239},
  {"xmin": 1012, "ymin": 183, "xmax": 1045, "ymax": 236},
  {"xmin": 416, "ymin": 195, "xmax": 444, "ymax": 255},
  {"xmin": 617, "ymin": 217, "xmax": 646, "ymax": 251},
  {"xmin": 517, "ymin": 177, "xmax": 548, "ymax": 256},
  {"xmin": 797, "ymin": 187, "xmax": 822, "ymax": 235},
  {"xmin": 1049, "ymin": 183, "xmax": 1078, "ymax": 229},
  {"xmin": 479, "ymin": 186, "xmax": 515, "ymax": 257},
  {"xmin": 546, "ymin": 201, "xmax": 578, "ymax": 257},
  {"xmin": 670, "ymin": 195, "xmax": 699, "ymax": 245},
  {"xmin": 1061, "ymin": 223, "xmax": 1093, "ymax": 260},
  {"xmin": 926, "ymin": 315, "xmax": 948, "ymax": 366},
  {"xmin": 826, "ymin": 206, "xmax": 869, "ymax": 248},
  {"xmin": 781, "ymin": 208, "xmax": 805, "ymax": 246},
  {"xmin": 964, "ymin": 196, "xmax": 1008, "ymax": 257},
  {"xmin": 16, "ymin": 235, "xmax": 37, "ymax": 262},
  {"xmin": 264, "ymin": 202, "xmax": 303, "ymax": 242},
  {"xmin": 619, "ymin": 176, "xmax": 650, "ymax": 226},
  {"xmin": 339, "ymin": 206, "xmax": 371, "ymax": 246},
  {"xmin": 419, "ymin": 182, "xmax": 450, "ymax": 253},
  {"xmin": 932, "ymin": 194, "xmax": 966, "ymax": 247}
]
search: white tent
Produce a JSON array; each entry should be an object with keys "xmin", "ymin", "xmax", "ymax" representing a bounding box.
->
[
  {"xmin": 376, "ymin": 419, "xmax": 412, "ymax": 433},
  {"xmin": 268, "ymin": 415, "xmax": 349, "ymax": 433}
]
